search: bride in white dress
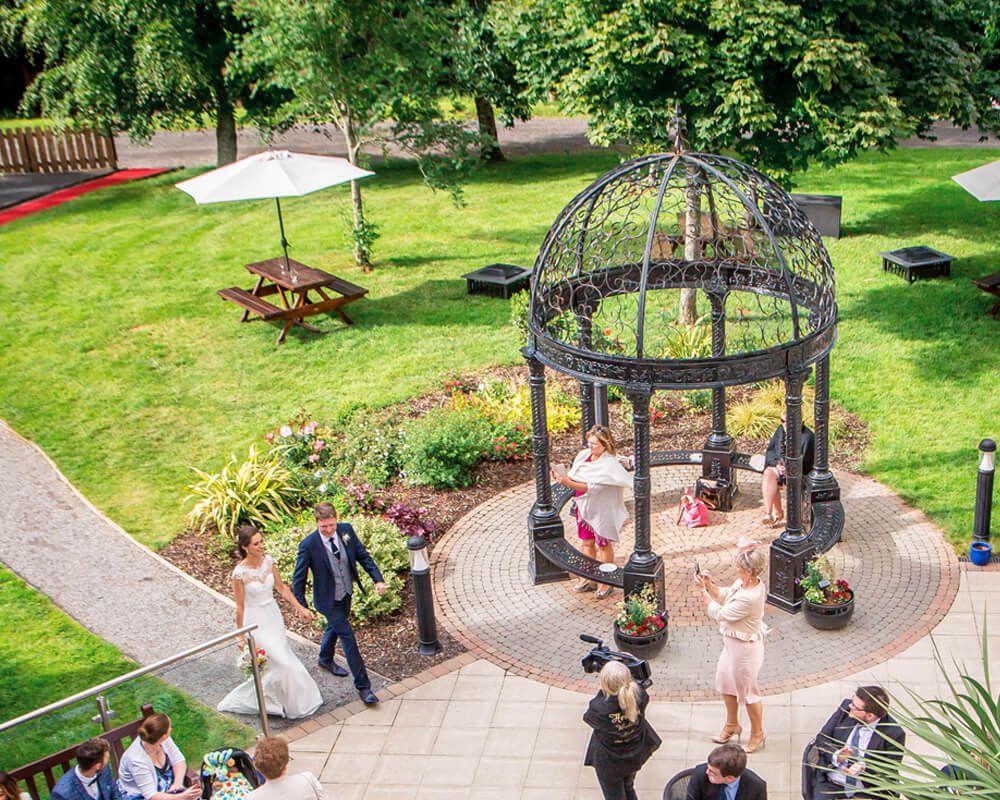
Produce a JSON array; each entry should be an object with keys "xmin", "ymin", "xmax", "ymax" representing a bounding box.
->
[{"xmin": 218, "ymin": 526, "xmax": 323, "ymax": 719}]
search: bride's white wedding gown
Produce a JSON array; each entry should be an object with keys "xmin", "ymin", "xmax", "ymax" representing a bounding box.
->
[{"xmin": 217, "ymin": 556, "xmax": 323, "ymax": 719}]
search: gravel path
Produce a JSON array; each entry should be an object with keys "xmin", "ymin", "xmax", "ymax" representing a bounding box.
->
[
  {"xmin": 0, "ymin": 420, "xmax": 387, "ymax": 731},
  {"xmin": 115, "ymin": 118, "xmax": 999, "ymax": 169}
]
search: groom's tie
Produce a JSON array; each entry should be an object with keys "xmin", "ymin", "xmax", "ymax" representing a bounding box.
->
[{"xmin": 328, "ymin": 536, "xmax": 340, "ymax": 558}]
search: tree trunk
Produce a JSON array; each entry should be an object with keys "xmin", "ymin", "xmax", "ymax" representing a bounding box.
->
[
  {"xmin": 215, "ymin": 94, "xmax": 237, "ymax": 167},
  {"xmin": 474, "ymin": 96, "xmax": 505, "ymax": 162},
  {"xmin": 343, "ymin": 116, "xmax": 371, "ymax": 272},
  {"xmin": 680, "ymin": 162, "xmax": 701, "ymax": 325}
]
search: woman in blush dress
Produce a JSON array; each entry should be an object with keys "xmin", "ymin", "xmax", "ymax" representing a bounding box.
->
[
  {"xmin": 217, "ymin": 526, "xmax": 323, "ymax": 719},
  {"xmin": 696, "ymin": 539, "xmax": 769, "ymax": 754}
]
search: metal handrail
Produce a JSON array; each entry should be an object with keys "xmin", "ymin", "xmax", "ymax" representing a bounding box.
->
[{"xmin": 0, "ymin": 624, "xmax": 270, "ymax": 735}]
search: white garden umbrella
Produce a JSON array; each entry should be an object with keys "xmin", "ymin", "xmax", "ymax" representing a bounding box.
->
[
  {"xmin": 952, "ymin": 158, "xmax": 1000, "ymax": 202},
  {"xmin": 175, "ymin": 150, "xmax": 374, "ymax": 269}
]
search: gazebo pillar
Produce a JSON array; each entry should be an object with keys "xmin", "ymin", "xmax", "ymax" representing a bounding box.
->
[
  {"xmin": 808, "ymin": 354, "xmax": 840, "ymax": 504},
  {"xmin": 624, "ymin": 387, "xmax": 665, "ymax": 610},
  {"xmin": 702, "ymin": 290, "xmax": 736, "ymax": 508},
  {"xmin": 525, "ymin": 353, "xmax": 566, "ymax": 584},
  {"xmin": 576, "ymin": 312, "xmax": 596, "ymax": 444},
  {"xmin": 767, "ymin": 368, "xmax": 812, "ymax": 612}
]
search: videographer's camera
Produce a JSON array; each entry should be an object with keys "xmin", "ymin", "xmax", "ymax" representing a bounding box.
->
[{"xmin": 580, "ymin": 634, "xmax": 652, "ymax": 688}]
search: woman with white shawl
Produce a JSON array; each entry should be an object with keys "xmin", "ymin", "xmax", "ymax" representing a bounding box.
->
[{"xmin": 552, "ymin": 425, "xmax": 633, "ymax": 598}]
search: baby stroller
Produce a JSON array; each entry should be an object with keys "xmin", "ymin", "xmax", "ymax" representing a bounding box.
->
[{"xmin": 200, "ymin": 748, "xmax": 261, "ymax": 800}]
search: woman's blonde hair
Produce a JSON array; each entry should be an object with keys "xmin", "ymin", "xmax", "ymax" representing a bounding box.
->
[
  {"xmin": 599, "ymin": 660, "xmax": 640, "ymax": 723},
  {"xmin": 733, "ymin": 545, "xmax": 767, "ymax": 580},
  {"xmin": 587, "ymin": 425, "xmax": 618, "ymax": 456}
]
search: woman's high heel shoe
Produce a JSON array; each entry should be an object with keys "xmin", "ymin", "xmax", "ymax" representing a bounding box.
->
[
  {"xmin": 742, "ymin": 732, "xmax": 767, "ymax": 753},
  {"xmin": 711, "ymin": 723, "xmax": 743, "ymax": 744}
]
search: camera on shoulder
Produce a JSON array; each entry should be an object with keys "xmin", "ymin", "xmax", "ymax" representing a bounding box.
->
[{"xmin": 580, "ymin": 634, "xmax": 652, "ymax": 688}]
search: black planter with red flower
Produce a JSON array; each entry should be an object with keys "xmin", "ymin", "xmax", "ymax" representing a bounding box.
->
[
  {"xmin": 804, "ymin": 590, "xmax": 855, "ymax": 630},
  {"xmin": 800, "ymin": 557, "xmax": 855, "ymax": 630},
  {"xmin": 613, "ymin": 611, "xmax": 669, "ymax": 658},
  {"xmin": 613, "ymin": 583, "xmax": 668, "ymax": 658}
]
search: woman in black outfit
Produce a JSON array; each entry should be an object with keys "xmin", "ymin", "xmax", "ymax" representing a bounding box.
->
[{"xmin": 584, "ymin": 660, "xmax": 661, "ymax": 800}]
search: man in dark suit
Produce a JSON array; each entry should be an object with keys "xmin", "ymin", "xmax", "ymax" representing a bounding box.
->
[
  {"xmin": 51, "ymin": 738, "xmax": 126, "ymax": 800},
  {"xmin": 687, "ymin": 744, "xmax": 767, "ymax": 800},
  {"xmin": 292, "ymin": 502, "xmax": 386, "ymax": 706},
  {"xmin": 813, "ymin": 685, "xmax": 905, "ymax": 800}
]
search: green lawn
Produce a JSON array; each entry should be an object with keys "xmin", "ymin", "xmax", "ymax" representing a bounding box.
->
[
  {"xmin": 1, "ymin": 148, "xmax": 999, "ymax": 552},
  {"xmin": 0, "ymin": 565, "xmax": 253, "ymax": 775}
]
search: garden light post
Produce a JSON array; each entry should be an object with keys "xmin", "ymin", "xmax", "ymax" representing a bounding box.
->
[
  {"xmin": 408, "ymin": 535, "xmax": 442, "ymax": 656},
  {"xmin": 973, "ymin": 438, "xmax": 996, "ymax": 543}
]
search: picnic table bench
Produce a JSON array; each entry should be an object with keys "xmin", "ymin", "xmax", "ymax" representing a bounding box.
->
[
  {"xmin": 218, "ymin": 257, "xmax": 368, "ymax": 344},
  {"xmin": 972, "ymin": 271, "xmax": 1000, "ymax": 317}
]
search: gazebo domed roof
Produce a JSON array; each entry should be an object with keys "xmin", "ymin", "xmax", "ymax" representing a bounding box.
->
[{"xmin": 528, "ymin": 151, "xmax": 837, "ymax": 389}]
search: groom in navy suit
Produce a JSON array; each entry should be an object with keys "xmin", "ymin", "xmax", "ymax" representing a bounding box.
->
[
  {"xmin": 52, "ymin": 738, "xmax": 125, "ymax": 800},
  {"xmin": 293, "ymin": 502, "xmax": 386, "ymax": 706}
]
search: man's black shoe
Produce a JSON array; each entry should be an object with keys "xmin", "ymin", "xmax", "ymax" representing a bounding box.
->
[
  {"xmin": 360, "ymin": 690, "xmax": 379, "ymax": 706},
  {"xmin": 318, "ymin": 660, "xmax": 349, "ymax": 677}
]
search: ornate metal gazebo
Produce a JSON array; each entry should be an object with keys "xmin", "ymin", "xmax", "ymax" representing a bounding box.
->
[{"xmin": 524, "ymin": 145, "xmax": 845, "ymax": 612}]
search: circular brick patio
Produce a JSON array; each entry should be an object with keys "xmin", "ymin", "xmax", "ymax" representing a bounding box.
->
[{"xmin": 433, "ymin": 468, "xmax": 959, "ymax": 700}]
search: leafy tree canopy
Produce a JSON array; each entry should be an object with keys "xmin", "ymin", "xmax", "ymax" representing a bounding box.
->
[
  {"xmin": 5, "ymin": 0, "xmax": 281, "ymax": 164},
  {"xmin": 500, "ymin": 0, "xmax": 1000, "ymax": 179},
  {"xmin": 239, "ymin": 0, "xmax": 485, "ymax": 201}
]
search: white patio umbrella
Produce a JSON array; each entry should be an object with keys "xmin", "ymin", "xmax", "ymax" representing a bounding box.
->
[
  {"xmin": 175, "ymin": 149, "xmax": 374, "ymax": 269},
  {"xmin": 952, "ymin": 158, "xmax": 1000, "ymax": 202}
]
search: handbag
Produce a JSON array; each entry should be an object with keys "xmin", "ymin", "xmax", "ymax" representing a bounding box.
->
[{"xmin": 678, "ymin": 494, "xmax": 709, "ymax": 527}]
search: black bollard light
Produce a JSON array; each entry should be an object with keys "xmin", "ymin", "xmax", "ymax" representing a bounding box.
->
[
  {"xmin": 973, "ymin": 439, "xmax": 996, "ymax": 543},
  {"xmin": 407, "ymin": 535, "xmax": 442, "ymax": 656}
]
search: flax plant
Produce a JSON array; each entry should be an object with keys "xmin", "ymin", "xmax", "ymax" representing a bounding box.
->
[
  {"xmin": 860, "ymin": 620, "xmax": 1000, "ymax": 800},
  {"xmin": 185, "ymin": 445, "xmax": 299, "ymax": 541}
]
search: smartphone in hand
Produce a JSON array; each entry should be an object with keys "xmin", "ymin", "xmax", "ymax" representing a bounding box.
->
[{"xmin": 694, "ymin": 560, "xmax": 701, "ymax": 575}]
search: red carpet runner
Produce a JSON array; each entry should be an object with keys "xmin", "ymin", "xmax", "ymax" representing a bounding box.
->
[{"xmin": 0, "ymin": 168, "xmax": 170, "ymax": 227}]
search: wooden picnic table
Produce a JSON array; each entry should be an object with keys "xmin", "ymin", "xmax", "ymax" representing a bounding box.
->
[
  {"xmin": 218, "ymin": 257, "xmax": 368, "ymax": 344},
  {"xmin": 972, "ymin": 271, "xmax": 1000, "ymax": 318}
]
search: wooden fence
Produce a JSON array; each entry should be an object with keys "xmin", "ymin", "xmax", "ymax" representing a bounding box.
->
[{"xmin": 0, "ymin": 126, "xmax": 117, "ymax": 174}]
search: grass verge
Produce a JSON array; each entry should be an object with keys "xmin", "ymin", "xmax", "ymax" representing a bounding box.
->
[{"xmin": 0, "ymin": 565, "xmax": 253, "ymax": 775}]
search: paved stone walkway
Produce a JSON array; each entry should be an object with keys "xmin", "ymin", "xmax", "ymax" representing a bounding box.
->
[
  {"xmin": 433, "ymin": 468, "xmax": 959, "ymax": 699},
  {"xmin": 277, "ymin": 564, "xmax": 998, "ymax": 800},
  {"xmin": 0, "ymin": 420, "xmax": 387, "ymax": 730}
]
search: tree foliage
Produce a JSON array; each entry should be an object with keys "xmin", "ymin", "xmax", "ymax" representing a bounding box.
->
[
  {"xmin": 500, "ymin": 0, "xmax": 1000, "ymax": 181},
  {"xmin": 7, "ymin": 0, "xmax": 280, "ymax": 165},
  {"xmin": 239, "ymin": 0, "xmax": 486, "ymax": 268}
]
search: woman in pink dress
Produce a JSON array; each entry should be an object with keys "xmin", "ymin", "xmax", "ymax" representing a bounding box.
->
[
  {"xmin": 696, "ymin": 540, "xmax": 769, "ymax": 754},
  {"xmin": 552, "ymin": 425, "xmax": 632, "ymax": 599}
]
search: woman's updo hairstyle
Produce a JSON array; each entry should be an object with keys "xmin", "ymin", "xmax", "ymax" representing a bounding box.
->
[
  {"xmin": 138, "ymin": 712, "xmax": 171, "ymax": 743},
  {"xmin": 236, "ymin": 525, "xmax": 261, "ymax": 558}
]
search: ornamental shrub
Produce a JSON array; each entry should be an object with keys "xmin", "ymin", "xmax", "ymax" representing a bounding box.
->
[
  {"xmin": 336, "ymin": 409, "xmax": 406, "ymax": 488},
  {"xmin": 403, "ymin": 407, "xmax": 493, "ymax": 488}
]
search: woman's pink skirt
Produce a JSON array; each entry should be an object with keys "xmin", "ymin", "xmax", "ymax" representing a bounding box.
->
[{"xmin": 715, "ymin": 635, "xmax": 764, "ymax": 704}]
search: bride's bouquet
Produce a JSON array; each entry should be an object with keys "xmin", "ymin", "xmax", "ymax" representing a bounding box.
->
[{"xmin": 237, "ymin": 647, "xmax": 268, "ymax": 677}]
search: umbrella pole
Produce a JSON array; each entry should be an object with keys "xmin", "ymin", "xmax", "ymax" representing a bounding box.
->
[{"xmin": 275, "ymin": 197, "xmax": 291, "ymax": 272}]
